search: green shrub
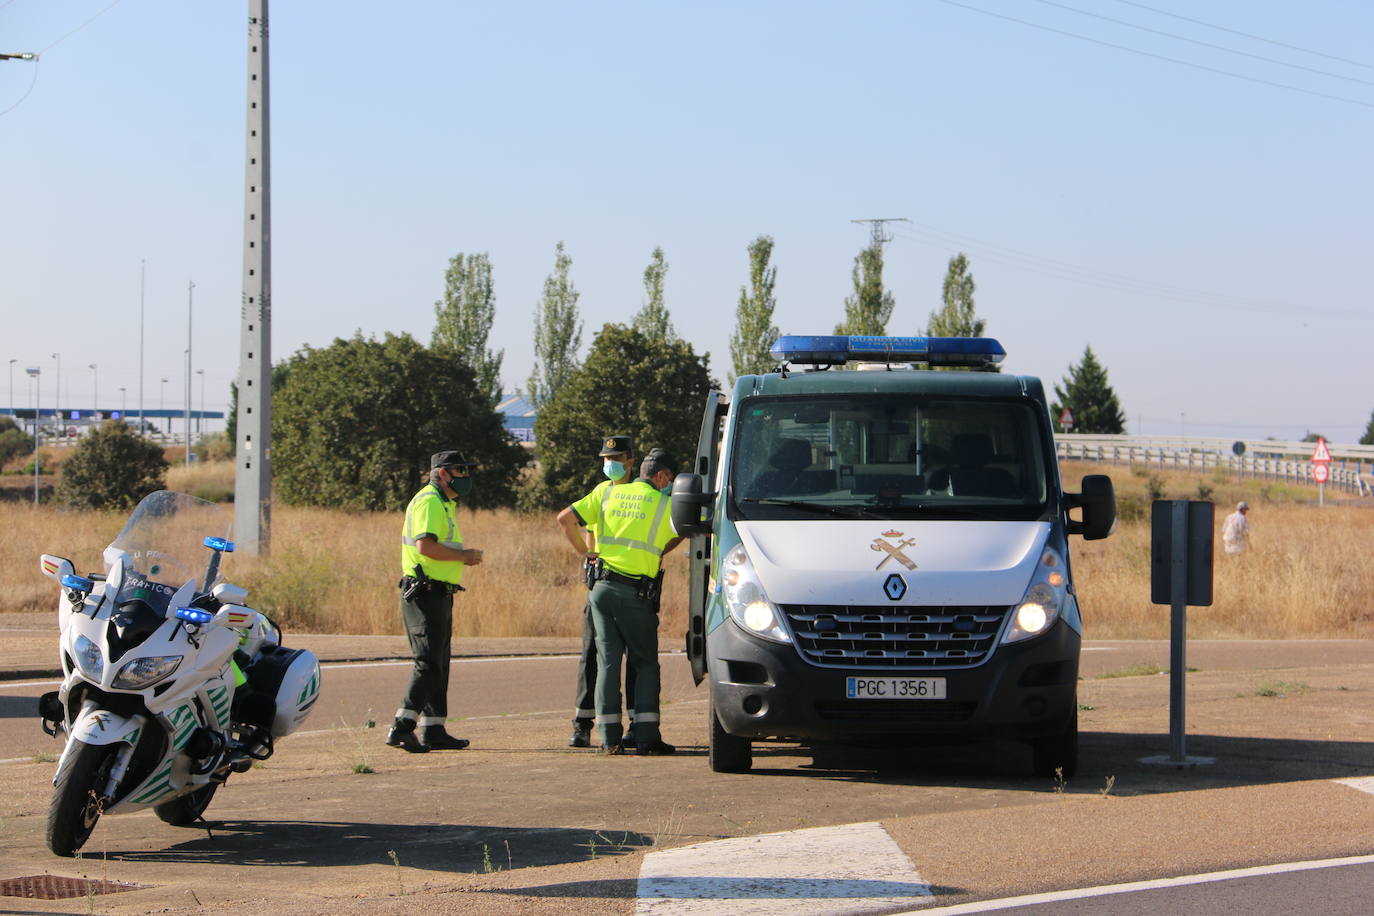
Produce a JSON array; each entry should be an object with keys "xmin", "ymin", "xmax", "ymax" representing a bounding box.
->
[
  {"xmin": 1116, "ymin": 493, "xmax": 1148, "ymax": 522},
  {"xmin": 241, "ymin": 545, "xmax": 335, "ymax": 631},
  {"xmin": 1196, "ymin": 481, "xmax": 1214, "ymax": 501},
  {"xmin": 191, "ymin": 484, "xmax": 234, "ymax": 503},
  {"xmin": 0, "ymin": 424, "xmax": 29, "ymax": 467},
  {"xmin": 55, "ymin": 420, "xmax": 167, "ymax": 510},
  {"xmin": 196, "ymin": 432, "xmax": 234, "ymax": 463},
  {"xmin": 1145, "ymin": 474, "xmax": 1167, "ymax": 501}
]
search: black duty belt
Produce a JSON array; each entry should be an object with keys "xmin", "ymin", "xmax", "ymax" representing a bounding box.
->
[{"xmin": 600, "ymin": 567, "xmax": 649, "ymax": 587}]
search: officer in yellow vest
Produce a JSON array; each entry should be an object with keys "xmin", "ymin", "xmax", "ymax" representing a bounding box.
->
[
  {"xmin": 567, "ymin": 448, "xmax": 681, "ymax": 755},
  {"xmin": 557, "ymin": 435, "xmax": 638, "ymax": 749},
  {"xmin": 387, "ymin": 450, "xmax": 484, "ymax": 754}
]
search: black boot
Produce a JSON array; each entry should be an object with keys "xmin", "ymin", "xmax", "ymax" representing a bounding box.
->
[
  {"xmin": 636, "ymin": 739, "xmax": 676, "ymax": 756},
  {"xmin": 421, "ymin": 725, "xmax": 470, "ymax": 750},
  {"xmin": 569, "ymin": 719, "xmax": 592, "ymax": 748},
  {"xmin": 386, "ymin": 718, "xmax": 429, "ymax": 754}
]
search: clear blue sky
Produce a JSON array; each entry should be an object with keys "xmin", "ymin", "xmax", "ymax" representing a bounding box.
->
[{"xmin": 3, "ymin": 0, "xmax": 1371, "ymax": 441}]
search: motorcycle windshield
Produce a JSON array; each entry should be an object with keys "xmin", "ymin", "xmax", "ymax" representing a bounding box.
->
[{"xmin": 106, "ymin": 491, "xmax": 233, "ymax": 603}]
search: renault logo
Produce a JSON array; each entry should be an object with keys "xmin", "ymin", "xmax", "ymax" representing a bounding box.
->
[{"xmin": 883, "ymin": 573, "xmax": 907, "ymax": 601}]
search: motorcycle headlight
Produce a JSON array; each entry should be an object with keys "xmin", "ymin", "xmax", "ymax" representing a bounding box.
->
[
  {"xmin": 73, "ymin": 634, "xmax": 104, "ymax": 680},
  {"xmin": 112, "ymin": 655, "xmax": 183, "ymax": 690},
  {"xmin": 722, "ymin": 543, "xmax": 791, "ymax": 644},
  {"xmin": 1003, "ymin": 546, "xmax": 1069, "ymax": 644}
]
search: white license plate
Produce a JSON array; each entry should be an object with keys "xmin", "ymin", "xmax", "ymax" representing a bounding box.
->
[{"xmin": 846, "ymin": 676, "xmax": 947, "ymax": 699}]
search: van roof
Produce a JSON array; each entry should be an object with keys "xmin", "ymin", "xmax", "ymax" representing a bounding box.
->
[{"xmin": 738, "ymin": 368, "xmax": 1047, "ymax": 405}]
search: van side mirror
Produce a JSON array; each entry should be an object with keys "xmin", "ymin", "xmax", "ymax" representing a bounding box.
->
[
  {"xmin": 1066, "ymin": 474, "xmax": 1116, "ymax": 540},
  {"xmin": 670, "ymin": 473, "xmax": 714, "ymax": 538}
]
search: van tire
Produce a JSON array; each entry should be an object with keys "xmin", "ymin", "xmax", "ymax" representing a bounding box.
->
[
  {"xmin": 709, "ymin": 697, "xmax": 751, "ymax": 773},
  {"xmin": 1031, "ymin": 703, "xmax": 1078, "ymax": 779}
]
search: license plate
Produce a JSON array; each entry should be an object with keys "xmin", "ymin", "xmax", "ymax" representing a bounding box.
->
[{"xmin": 846, "ymin": 677, "xmax": 947, "ymax": 699}]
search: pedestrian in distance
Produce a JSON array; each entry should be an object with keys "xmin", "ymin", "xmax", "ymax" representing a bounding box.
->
[
  {"xmin": 564, "ymin": 447, "xmax": 682, "ymax": 756},
  {"xmin": 556, "ymin": 435, "xmax": 639, "ymax": 749},
  {"xmin": 1222, "ymin": 500, "xmax": 1250, "ymax": 554},
  {"xmin": 387, "ymin": 450, "xmax": 485, "ymax": 753}
]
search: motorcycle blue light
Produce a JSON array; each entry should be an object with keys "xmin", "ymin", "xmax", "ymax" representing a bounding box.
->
[
  {"xmin": 768, "ymin": 335, "xmax": 1006, "ymax": 367},
  {"xmin": 175, "ymin": 607, "xmax": 215, "ymax": 625},
  {"xmin": 203, "ymin": 536, "xmax": 235, "ymax": 552},
  {"xmin": 61, "ymin": 573, "xmax": 94, "ymax": 592}
]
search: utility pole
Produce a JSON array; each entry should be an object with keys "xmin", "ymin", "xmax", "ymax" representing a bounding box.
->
[
  {"xmin": 186, "ymin": 280, "xmax": 194, "ymax": 465},
  {"xmin": 139, "ymin": 259, "xmax": 146, "ymax": 435},
  {"xmin": 236, "ymin": 0, "xmax": 273, "ymax": 555},
  {"xmin": 850, "ymin": 218, "xmax": 909, "ymax": 250}
]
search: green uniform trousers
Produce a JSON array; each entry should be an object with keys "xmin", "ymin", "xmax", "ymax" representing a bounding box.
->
[
  {"xmin": 400, "ymin": 585, "xmax": 454, "ymax": 723},
  {"xmin": 588, "ymin": 579, "xmax": 660, "ymax": 747}
]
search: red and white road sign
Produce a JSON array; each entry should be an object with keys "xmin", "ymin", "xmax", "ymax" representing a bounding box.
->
[
  {"xmin": 1311, "ymin": 437, "xmax": 1332, "ymax": 463},
  {"xmin": 1313, "ymin": 463, "xmax": 1330, "ymax": 484},
  {"xmin": 1059, "ymin": 408, "xmax": 1074, "ymax": 429}
]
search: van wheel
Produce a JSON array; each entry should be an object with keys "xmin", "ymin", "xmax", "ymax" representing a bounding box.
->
[
  {"xmin": 709, "ymin": 698, "xmax": 752, "ymax": 773},
  {"xmin": 1031, "ymin": 703, "xmax": 1078, "ymax": 779}
]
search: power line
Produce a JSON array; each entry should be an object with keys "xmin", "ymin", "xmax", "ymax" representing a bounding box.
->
[
  {"xmin": 38, "ymin": 0, "xmax": 125, "ymax": 56},
  {"xmin": 933, "ymin": 0, "xmax": 1374, "ymax": 109},
  {"xmin": 1032, "ymin": 0, "xmax": 1374, "ymax": 88},
  {"xmin": 1112, "ymin": 0, "xmax": 1374, "ymax": 72},
  {"xmin": 0, "ymin": 57, "xmax": 39, "ymax": 117},
  {"xmin": 851, "ymin": 218, "xmax": 910, "ymax": 249}
]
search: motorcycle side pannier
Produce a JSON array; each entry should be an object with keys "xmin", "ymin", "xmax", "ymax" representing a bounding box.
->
[{"xmin": 239, "ymin": 645, "xmax": 322, "ymax": 738}]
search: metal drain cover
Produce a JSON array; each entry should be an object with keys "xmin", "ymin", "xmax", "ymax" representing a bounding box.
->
[{"xmin": 0, "ymin": 874, "xmax": 147, "ymax": 900}]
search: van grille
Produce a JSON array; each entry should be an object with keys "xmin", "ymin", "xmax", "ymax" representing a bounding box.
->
[{"xmin": 781, "ymin": 604, "xmax": 1009, "ymax": 669}]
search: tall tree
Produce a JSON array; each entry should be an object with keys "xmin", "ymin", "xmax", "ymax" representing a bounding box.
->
[
  {"xmin": 272, "ymin": 333, "xmax": 528, "ymax": 510},
  {"xmin": 527, "ymin": 241, "xmax": 583, "ymax": 407},
  {"xmin": 834, "ymin": 244, "xmax": 893, "ymax": 336},
  {"xmin": 1051, "ymin": 346, "xmax": 1127, "ymax": 434},
  {"xmin": 729, "ymin": 235, "xmax": 780, "ymax": 384},
  {"xmin": 924, "ymin": 252, "xmax": 998, "ymax": 372},
  {"xmin": 533, "ymin": 324, "xmax": 715, "ymax": 509},
  {"xmin": 432, "ymin": 252, "xmax": 503, "ymax": 407},
  {"xmin": 633, "ymin": 246, "xmax": 676, "ymax": 341},
  {"xmin": 1361, "ymin": 409, "xmax": 1374, "ymax": 446}
]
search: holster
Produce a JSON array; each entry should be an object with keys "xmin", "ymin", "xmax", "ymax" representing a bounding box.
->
[{"xmin": 583, "ymin": 558, "xmax": 598, "ymax": 591}]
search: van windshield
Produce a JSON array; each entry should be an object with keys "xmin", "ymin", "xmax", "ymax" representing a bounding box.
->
[{"xmin": 728, "ymin": 395, "xmax": 1053, "ymax": 521}]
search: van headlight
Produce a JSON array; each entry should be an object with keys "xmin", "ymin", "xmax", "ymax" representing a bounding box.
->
[
  {"xmin": 1003, "ymin": 546, "xmax": 1068, "ymax": 644},
  {"xmin": 73, "ymin": 634, "xmax": 105, "ymax": 680},
  {"xmin": 722, "ymin": 543, "xmax": 792, "ymax": 643},
  {"xmin": 112, "ymin": 655, "xmax": 183, "ymax": 689}
]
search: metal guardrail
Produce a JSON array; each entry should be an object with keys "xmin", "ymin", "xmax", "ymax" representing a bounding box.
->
[{"xmin": 1055, "ymin": 434, "xmax": 1371, "ymax": 497}]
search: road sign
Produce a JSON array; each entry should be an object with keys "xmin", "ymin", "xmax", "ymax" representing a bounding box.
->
[
  {"xmin": 1059, "ymin": 407, "xmax": 1074, "ymax": 429},
  {"xmin": 1311, "ymin": 437, "xmax": 1332, "ymax": 463},
  {"xmin": 1313, "ymin": 463, "xmax": 1330, "ymax": 484}
]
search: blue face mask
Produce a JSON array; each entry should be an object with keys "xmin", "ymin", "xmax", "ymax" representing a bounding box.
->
[
  {"xmin": 660, "ymin": 485, "xmax": 672, "ymax": 496},
  {"xmin": 603, "ymin": 460, "xmax": 626, "ymax": 480}
]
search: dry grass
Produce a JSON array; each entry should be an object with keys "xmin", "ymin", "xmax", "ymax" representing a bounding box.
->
[{"xmin": 2, "ymin": 459, "xmax": 1368, "ymax": 640}]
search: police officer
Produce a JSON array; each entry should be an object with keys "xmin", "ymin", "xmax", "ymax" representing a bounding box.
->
[
  {"xmin": 387, "ymin": 450, "xmax": 485, "ymax": 754},
  {"xmin": 567, "ymin": 448, "xmax": 681, "ymax": 755},
  {"xmin": 557, "ymin": 435, "xmax": 637, "ymax": 748}
]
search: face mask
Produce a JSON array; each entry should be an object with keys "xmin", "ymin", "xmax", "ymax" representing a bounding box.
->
[
  {"xmin": 449, "ymin": 476, "xmax": 473, "ymax": 497},
  {"xmin": 603, "ymin": 460, "xmax": 626, "ymax": 480},
  {"xmin": 660, "ymin": 485, "xmax": 672, "ymax": 496}
]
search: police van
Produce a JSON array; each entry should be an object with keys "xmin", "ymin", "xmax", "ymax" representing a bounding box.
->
[{"xmin": 669, "ymin": 335, "xmax": 1116, "ymax": 775}]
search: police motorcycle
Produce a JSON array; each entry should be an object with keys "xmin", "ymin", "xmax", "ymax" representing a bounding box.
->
[{"xmin": 36, "ymin": 490, "xmax": 322, "ymax": 857}]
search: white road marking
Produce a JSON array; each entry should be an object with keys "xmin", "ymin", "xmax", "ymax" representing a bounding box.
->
[
  {"xmin": 1334, "ymin": 776, "xmax": 1374, "ymax": 795},
  {"xmin": 889, "ymin": 853, "xmax": 1374, "ymax": 914},
  {"xmin": 637, "ymin": 821, "xmax": 932, "ymax": 915}
]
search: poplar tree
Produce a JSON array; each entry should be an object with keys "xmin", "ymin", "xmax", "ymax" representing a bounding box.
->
[
  {"xmin": 1360, "ymin": 409, "xmax": 1374, "ymax": 445},
  {"xmin": 527, "ymin": 241, "xmax": 583, "ymax": 407},
  {"xmin": 432, "ymin": 252, "xmax": 504, "ymax": 407},
  {"xmin": 924, "ymin": 252, "xmax": 998, "ymax": 372},
  {"xmin": 633, "ymin": 246, "xmax": 676, "ymax": 341},
  {"xmin": 728, "ymin": 235, "xmax": 780, "ymax": 384},
  {"xmin": 835, "ymin": 244, "xmax": 893, "ymax": 336},
  {"xmin": 1051, "ymin": 346, "xmax": 1127, "ymax": 434}
]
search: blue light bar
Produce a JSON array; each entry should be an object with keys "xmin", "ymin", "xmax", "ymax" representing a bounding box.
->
[
  {"xmin": 61, "ymin": 573, "xmax": 94, "ymax": 592},
  {"xmin": 175, "ymin": 607, "xmax": 215, "ymax": 625},
  {"xmin": 203, "ymin": 536, "xmax": 235, "ymax": 553},
  {"xmin": 769, "ymin": 335, "xmax": 1006, "ymax": 367}
]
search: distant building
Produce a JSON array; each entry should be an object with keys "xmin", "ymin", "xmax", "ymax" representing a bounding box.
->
[{"xmin": 497, "ymin": 393, "xmax": 536, "ymax": 443}]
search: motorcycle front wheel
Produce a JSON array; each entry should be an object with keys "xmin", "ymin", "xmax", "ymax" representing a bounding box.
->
[
  {"xmin": 46, "ymin": 739, "xmax": 118, "ymax": 857},
  {"xmin": 154, "ymin": 783, "xmax": 218, "ymax": 826}
]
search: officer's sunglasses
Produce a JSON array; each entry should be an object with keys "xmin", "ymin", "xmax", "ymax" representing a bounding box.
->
[{"xmin": 444, "ymin": 465, "xmax": 471, "ymax": 477}]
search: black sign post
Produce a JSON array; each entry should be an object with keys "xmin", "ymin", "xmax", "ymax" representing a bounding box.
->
[{"xmin": 1145, "ymin": 499, "xmax": 1215, "ymax": 767}]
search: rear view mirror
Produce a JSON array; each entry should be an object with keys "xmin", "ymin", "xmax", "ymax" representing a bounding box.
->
[
  {"xmin": 40, "ymin": 555, "xmax": 76, "ymax": 583},
  {"xmin": 1067, "ymin": 474, "xmax": 1116, "ymax": 540},
  {"xmin": 670, "ymin": 473, "xmax": 714, "ymax": 538}
]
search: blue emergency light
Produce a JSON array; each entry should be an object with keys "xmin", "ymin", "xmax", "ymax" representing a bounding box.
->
[
  {"xmin": 769, "ymin": 335, "xmax": 1005, "ymax": 368},
  {"xmin": 203, "ymin": 536, "xmax": 235, "ymax": 553},
  {"xmin": 175, "ymin": 607, "xmax": 215, "ymax": 625}
]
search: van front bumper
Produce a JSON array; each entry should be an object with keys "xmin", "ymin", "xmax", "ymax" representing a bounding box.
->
[{"xmin": 708, "ymin": 617, "xmax": 1079, "ymax": 744}]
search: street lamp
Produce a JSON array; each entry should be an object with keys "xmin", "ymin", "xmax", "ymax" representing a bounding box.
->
[
  {"xmin": 25, "ymin": 366, "xmax": 39, "ymax": 505},
  {"xmin": 160, "ymin": 377, "xmax": 168, "ymax": 435},
  {"xmin": 89, "ymin": 364, "xmax": 98, "ymax": 422},
  {"xmin": 51, "ymin": 352, "xmax": 60, "ymax": 428},
  {"xmin": 119, "ymin": 387, "xmax": 127, "ymax": 415},
  {"xmin": 7, "ymin": 358, "xmax": 15, "ymax": 420},
  {"xmin": 195, "ymin": 369, "xmax": 205, "ymax": 435}
]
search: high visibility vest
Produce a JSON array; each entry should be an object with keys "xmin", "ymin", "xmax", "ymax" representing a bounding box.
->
[
  {"xmin": 400, "ymin": 484, "xmax": 465, "ymax": 584},
  {"xmin": 575, "ymin": 479, "xmax": 675, "ymax": 578}
]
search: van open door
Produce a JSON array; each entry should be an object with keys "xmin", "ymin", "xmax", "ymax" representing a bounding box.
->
[{"xmin": 681, "ymin": 390, "xmax": 728, "ymax": 686}]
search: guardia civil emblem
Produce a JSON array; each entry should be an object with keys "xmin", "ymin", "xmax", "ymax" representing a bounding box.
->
[{"xmin": 870, "ymin": 530, "xmax": 916, "ymax": 570}]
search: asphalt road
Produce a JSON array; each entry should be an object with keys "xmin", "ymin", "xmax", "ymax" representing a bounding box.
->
[{"xmin": 0, "ymin": 641, "xmax": 1371, "ymax": 914}]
